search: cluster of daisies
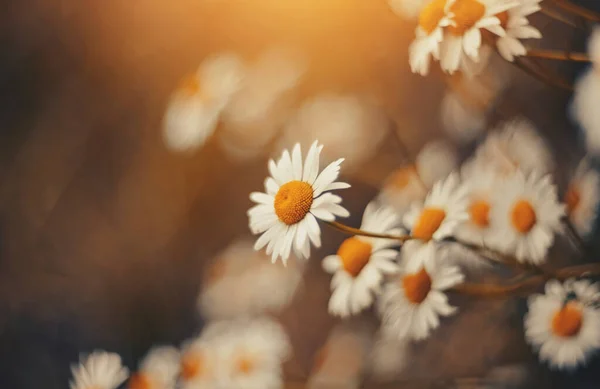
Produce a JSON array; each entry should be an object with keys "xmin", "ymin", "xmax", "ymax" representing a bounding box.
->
[
  {"xmin": 247, "ymin": 113, "xmax": 600, "ymax": 369},
  {"xmin": 388, "ymin": 0, "xmax": 543, "ymax": 75},
  {"xmin": 69, "ymin": 317, "xmax": 291, "ymax": 389}
]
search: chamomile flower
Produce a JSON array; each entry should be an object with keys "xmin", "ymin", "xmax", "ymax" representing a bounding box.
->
[
  {"xmin": 415, "ymin": 140, "xmax": 459, "ymax": 188},
  {"xmin": 409, "ymin": 0, "xmax": 453, "ymax": 75},
  {"xmin": 487, "ymin": 171, "xmax": 564, "ymax": 264},
  {"xmin": 163, "ymin": 53, "xmax": 245, "ymax": 152},
  {"xmin": 565, "ymin": 159, "xmax": 600, "ymax": 237},
  {"xmin": 179, "ymin": 333, "xmax": 220, "ymax": 389},
  {"xmin": 379, "ymin": 165, "xmax": 428, "ymax": 215},
  {"xmin": 70, "ymin": 351, "xmax": 129, "ymax": 389},
  {"xmin": 368, "ymin": 334, "xmax": 409, "ymax": 381},
  {"xmin": 379, "ymin": 242, "xmax": 465, "ymax": 340},
  {"xmin": 199, "ymin": 239, "xmax": 304, "ymax": 319},
  {"xmin": 388, "ymin": 0, "xmax": 430, "ymax": 20},
  {"xmin": 525, "ymin": 279, "xmax": 600, "ymax": 370},
  {"xmin": 129, "ymin": 346, "xmax": 180, "ymax": 389},
  {"xmin": 572, "ymin": 27, "xmax": 600, "ymax": 156},
  {"xmin": 441, "ymin": 90, "xmax": 487, "ymax": 144},
  {"xmin": 323, "ymin": 202, "xmax": 403, "ymax": 318},
  {"xmin": 494, "ymin": 0, "xmax": 542, "ymax": 62},
  {"xmin": 455, "ymin": 167, "xmax": 498, "ymax": 246},
  {"xmin": 439, "ymin": 0, "xmax": 516, "ymax": 74},
  {"xmin": 248, "ymin": 141, "xmax": 351, "ymax": 263},
  {"xmin": 216, "ymin": 318, "xmax": 291, "ymax": 389},
  {"xmin": 403, "ymin": 172, "xmax": 469, "ymax": 241}
]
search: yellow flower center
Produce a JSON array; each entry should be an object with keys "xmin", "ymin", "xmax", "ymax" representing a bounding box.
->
[
  {"xmin": 565, "ymin": 184, "xmax": 581, "ymax": 215},
  {"xmin": 551, "ymin": 302, "xmax": 583, "ymax": 338},
  {"xmin": 178, "ymin": 74, "xmax": 201, "ymax": 96},
  {"xmin": 181, "ymin": 353, "xmax": 203, "ymax": 380},
  {"xmin": 236, "ymin": 355, "xmax": 255, "ymax": 375},
  {"xmin": 469, "ymin": 199, "xmax": 490, "ymax": 228},
  {"xmin": 337, "ymin": 237, "xmax": 373, "ymax": 277},
  {"xmin": 510, "ymin": 200, "xmax": 537, "ymax": 234},
  {"xmin": 419, "ymin": 0, "xmax": 448, "ymax": 35},
  {"xmin": 402, "ymin": 268, "xmax": 432, "ymax": 304},
  {"xmin": 447, "ymin": 0, "xmax": 486, "ymax": 36},
  {"xmin": 128, "ymin": 373, "xmax": 152, "ymax": 389},
  {"xmin": 274, "ymin": 181, "xmax": 314, "ymax": 225},
  {"xmin": 412, "ymin": 207, "xmax": 446, "ymax": 240},
  {"xmin": 389, "ymin": 165, "xmax": 418, "ymax": 190}
]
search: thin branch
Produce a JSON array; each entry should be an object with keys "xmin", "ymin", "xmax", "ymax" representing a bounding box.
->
[
  {"xmin": 512, "ymin": 57, "xmax": 574, "ymax": 91},
  {"xmin": 540, "ymin": 6, "xmax": 580, "ymax": 28},
  {"xmin": 563, "ymin": 217, "xmax": 587, "ymax": 254},
  {"xmin": 552, "ymin": 0, "xmax": 600, "ymax": 23},
  {"xmin": 326, "ymin": 221, "xmax": 412, "ymax": 242},
  {"xmin": 524, "ymin": 48, "xmax": 590, "ymax": 62}
]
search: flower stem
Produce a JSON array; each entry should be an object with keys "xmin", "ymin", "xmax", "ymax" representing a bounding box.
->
[
  {"xmin": 540, "ymin": 6, "xmax": 580, "ymax": 28},
  {"xmin": 524, "ymin": 48, "xmax": 590, "ymax": 62},
  {"xmin": 325, "ymin": 221, "xmax": 412, "ymax": 242},
  {"xmin": 512, "ymin": 57, "xmax": 574, "ymax": 91},
  {"xmin": 552, "ymin": 0, "xmax": 600, "ymax": 23}
]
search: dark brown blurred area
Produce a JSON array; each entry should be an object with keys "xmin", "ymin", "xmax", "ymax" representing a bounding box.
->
[{"xmin": 0, "ymin": 1, "xmax": 599, "ymax": 388}]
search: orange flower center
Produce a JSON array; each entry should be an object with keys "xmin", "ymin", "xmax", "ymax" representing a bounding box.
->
[
  {"xmin": 178, "ymin": 74, "xmax": 201, "ymax": 96},
  {"xmin": 565, "ymin": 185, "xmax": 581, "ymax": 215},
  {"xmin": 181, "ymin": 353, "xmax": 203, "ymax": 380},
  {"xmin": 236, "ymin": 355, "xmax": 255, "ymax": 375},
  {"xmin": 510, "ymin": 200, "xmax": 537, "ymax": 234},
  {"xmin": 496, "ymin": 11, "xmax": 509, "ymax": 30},
  {"xmin": 337, "ymin": 237, "xmax": 373, "ymax": 277},
  {"xmin": 419, "ymin": 0, "xmax": 448, "ymax": 35},
  {"xmin": 205, "ymin": 260, "xmax": 227, "ymax": 284},
  {"xmin": 551, "ymin": 302, "xmax": 583, "ymax": 338},
  {"xmin": 313, "ymin": 346, "xmax": 328, "ymax": 371},
  {"xmin": 402, "ymin": 268, "xmax": 432, "ymax": 304},
  {"xmin": 412, "ymin": 207, "xmax": 446, "ymax": 240},
  {"xmin": 389, "ymin": 165, "xmax": 418, "ymax": 190},
  {"xmin": 128, "ymin": 373, "xmax": 152, "ymax": 389},
  {"xmin": 274, "ymin": 181, "xmax": 314, "ymax": 225},
  {"xmin": 469, "ymin": 199, "xmax": 490, "ymax": 228},
  {"xmin": 447, "ymin": 0, "xmax": 487, "ymax": 36}
]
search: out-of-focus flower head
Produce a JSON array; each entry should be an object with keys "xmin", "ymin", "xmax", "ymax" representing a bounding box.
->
[
  {"xmin": 415, "ymin": 139, "xmax": 459, "ymax": 188},
  {"xmin": 199, "ymin": 239, "xmax": 304, "ymax": 320},
  {"xmin": 129, "ymin": 346, "xmax": 180, "ymax": 389},
  {"xmin": 70, "ymin": 351, "xmax": 129, "ymax": 389},
  {"xmin": 248, "ymin": 141, "xmax": 350, "ymax": 263},
  {"xmin": 565, "ymin": 159, "xmax": 600, "ymax": 238},
  {"xmin": 323, "ymin": 201, "xmax": 403, "ymax": 318},
  {"xmin": 388, "ymin": 0, "xmax": 430, "ymax": 20},
  {"xmin": 379, "ymin": 165, "xmax": 429, "ymax": 216}
]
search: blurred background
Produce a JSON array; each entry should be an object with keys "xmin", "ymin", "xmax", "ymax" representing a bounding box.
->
[{"xmin": 0, "ymin": 0, "xmax": 599, "ymax": 388}]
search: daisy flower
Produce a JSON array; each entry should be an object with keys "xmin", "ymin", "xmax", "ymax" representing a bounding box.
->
[
  {"xmin": 415, "ymin": 140, "xmax": 459, "ymax": 188},
  {"xmin": 487, "ymin": 171, "xmax": 565, "ymax": 264},
  {"xmin": 129, "ymin": 346, "xmax": 180, "ymax": 389},
  {"xmin": 180, "ymin": 330, "xmax": 221, "ymax": 389},
  {"xmin": 379, "ymin": 242, "xmax": 465, "ymax": 340},
  {"xmin": 322, "ymin": 202, "xmax": 403, "ymax": 318},
  {"xmin": 439, "ymin": 0, "xmax": 516, "ymax": 74},
  {"xmin": 572, "ymin": 27, "xmax": 600, "ymax": 156},
  {"xmin": 525, "ymin": 279, "xmax": 600, "ymax": 370},
  {"xmin": 248, "ymin": 141, "xmax": 351, "ymax": 263},
  {"xmin": 441, "ymin": 90, "xmax": 487, "ymax": 143},
  {"xmin": 468, "ymin": 118, "xmax": 554, "ymax": 177},
  {"xmin": 163, "ymin": 53, "xmax": 246, "ymax": 152},
  {"xmin": 388, "ymin": 0, "xmax": 430, "ymax": 20},
  {"xmin": 565, "ymin": 159, "xmax": 600, "ymax": 237},
  {"xmin": 198, "ymin": 239, "xmax": 304, "ymax": 320},
  {"xmin": 408, "ymin": 0, "xmax": 453, "ymax": 75},
  {"xmin": 494, "ymin": 0, "xmax": 542, "ymax": 62},
  {"xmin": 455, "ymin": 166, "xmax": 499, "ymax": 246},
  {"xmin": 379, "ymin": 165, "xmax": 428, "ymax": 215},
  {"xmin": 70, "ymin": 351, "xmax": 129, "ymax": 389},
  {"xmin": 403, "ymin": 172, "xmax": 469, "ymax": 241},
  {"xmin": 367, "ymin": 333, "xmax": 410, "ymax": 382},
  {"xmin": 215, "ymin": 318, "xmax": 291, "ymax": 389}
]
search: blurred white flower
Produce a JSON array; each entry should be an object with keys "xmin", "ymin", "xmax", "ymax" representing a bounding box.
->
[
  {"xmin": 409, "ymin": 0, "xmax": 453, "ymax": 75},
  {"xmin": 565, "ymin": 159, "xmax": 600, "ymax": 237},
  {"xmin": 279, "ymin": 94, "xmax": 388, "ymax": 171},
  {"xmin": 388, "ymin": 0, "xmax": 429, "ymax": 20},
  {"xmin": 367, "ymin": 333, "xmax": 409, "ymax": 382},
  {"xmin": 466, "ymin": 118, "xmax": 554, "ymax": 177},
  {"xmin": 180, "ymin": 332, "xmax": 220, "ymax": 389},
  {"xmin": 308, "ymin": 325, "xmax": 371, "ymax": 389},
  {"xmin": 379, "ymin": 242, "xmax": 464, "ymax": 340},
  {"xmin": 525, "ymin": 279, "xmax": 600, "ymax": 370},
  {"xmin": 323, "ymin": 202, "xmax": 403, "ymax": 318},
  {"xmin": 572, "ymin": 27, "xmax": 600, "ymax": 156},
  {"xmin": 415, "ymin": 140, "xmax": 459, "ymax": 188},
  {"xmin": 248, "ymin": 142, "xmax": 350, "ymax": 263},
  {"xmin": 379, "ymin": 165, "xmax": 428, "ymax": 216},
  {"xmin": 495, "ymin": 0, "xmax": 542, "ymax": 62},
  {"xmin": 487, "ymin": 171, "xmax": 564, "ymax": 264},
  {"xmin": 455, "ymin": 166, "xmax": 498, "ymax": 246},
  {"xmin": 70, "ymin": 351, "xmax": 129, "ymax": 389},
  {"xmin": 199, "ymin": 239, "xmax": 304, "ymax": 320},
  {"xmin": 163, "ymin": 53, "xmax": 246, "ymax": 152},
  {"xmin": 441, "ymin": 90, "xmax": 487, "ymax": 143},
  {"xmin": 130, "ymin": 346, "xmax": 180, "ymax": 389},
  {"xmin": 404, "ymin": 173, "xmax": 469, "ymax": 241}
]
